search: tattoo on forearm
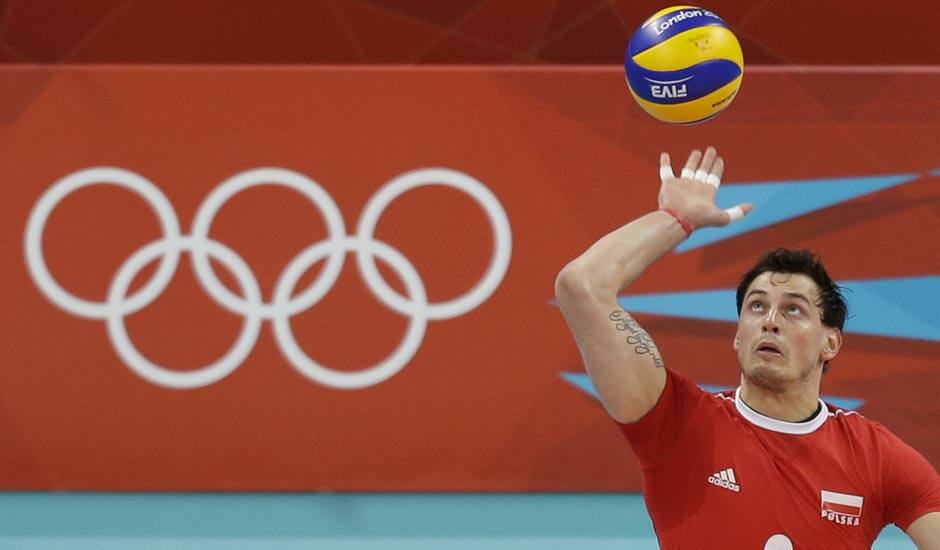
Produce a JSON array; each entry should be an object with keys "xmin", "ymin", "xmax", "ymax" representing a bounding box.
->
[{"xmin": 608, "ymin": 310, "xmax": 665, "ymax": 368}]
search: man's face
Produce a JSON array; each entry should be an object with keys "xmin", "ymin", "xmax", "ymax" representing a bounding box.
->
[{"xmin": 733, "ymin": 272, "xmax": 842, "ymax": 391}]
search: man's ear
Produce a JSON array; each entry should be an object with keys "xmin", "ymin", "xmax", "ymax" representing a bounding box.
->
[{"xmin": 821, "ymin": 329, "xmax": 843, "ymax": 362}]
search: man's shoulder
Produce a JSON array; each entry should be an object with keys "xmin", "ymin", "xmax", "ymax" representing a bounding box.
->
[
  {"xmin": 663, "ymin": 369, "xmax": 738, "ymax": 412},
  {"xmin": 822, "ymin": 402, "xmax": 901, "ymax": 446},
  {"xmin": 823, "ymin": 402, "xmax": 866, "ymax": 421}
]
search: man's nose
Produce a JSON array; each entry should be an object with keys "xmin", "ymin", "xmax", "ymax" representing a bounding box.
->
[{"xmin": 761, "ymin": 309, "xmax": 781, "ymax": 333}]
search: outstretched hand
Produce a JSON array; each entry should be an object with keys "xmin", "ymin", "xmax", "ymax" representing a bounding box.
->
[{"xmin": 658, "ymin": 146, "xmax": 753, "ymax": 230}]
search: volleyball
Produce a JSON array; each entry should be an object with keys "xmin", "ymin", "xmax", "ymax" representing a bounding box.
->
[{"xmin": 625, "ymin": 6, "xmax": 744, "ymax": 124}]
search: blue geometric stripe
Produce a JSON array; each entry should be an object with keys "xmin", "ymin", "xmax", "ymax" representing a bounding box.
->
[
  {"xmin": 615, "ymin": 276, "xmax": 940, "ymax": 342},
  {"xmin": 560, "ymin": 372, "xmax": 603, "ymax": 400},
  {"xmin": 676, "ymin": 174, "xmax": 919, "ymax": 252},
  {"xmin": 617, "ymin": 288, "xmax": 736, "ymax": 322},
  {"xmin": 561, "ymin": 373, "xmax": 864, "ymax": 411},
  {"xmin": 838, "ymin": 277, "xmax": 940, "ymax": 341}
]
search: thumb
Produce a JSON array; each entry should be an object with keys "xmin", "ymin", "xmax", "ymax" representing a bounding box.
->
[{"xmin": 719, "ymin": 203, "xmax": 754, "ymax": 226}]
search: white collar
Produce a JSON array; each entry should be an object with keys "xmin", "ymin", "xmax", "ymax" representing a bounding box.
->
[{"xmin": 734, "ymin": 387, "xmax": 828, "ymax": 435}]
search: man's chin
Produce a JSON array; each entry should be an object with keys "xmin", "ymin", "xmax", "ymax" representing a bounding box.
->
[{"xmin": 743, "ymin": 362, "xmax": 792, "ymax": 392}]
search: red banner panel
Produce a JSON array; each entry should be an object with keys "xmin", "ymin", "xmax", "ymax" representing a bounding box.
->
[{"xmin": 1, "ymin": 66, "xmax": 937, "ymax": 490}]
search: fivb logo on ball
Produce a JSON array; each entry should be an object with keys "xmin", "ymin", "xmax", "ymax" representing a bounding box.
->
[{"xmin": 625, "ymin": 5, "xmax": 744, "ymax": 124}]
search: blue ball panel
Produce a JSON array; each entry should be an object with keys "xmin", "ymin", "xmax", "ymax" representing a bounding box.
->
[
  {"xmin": 626, "ymin": 58, "xmax": 741, "ymax": 105},
  {"xmin": 628, "ymin": 8, "xmax": 728, "ymax": 57}
]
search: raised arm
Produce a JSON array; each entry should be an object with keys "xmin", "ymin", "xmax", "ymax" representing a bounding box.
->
[
  {"xmin": 554, "ymin": 147, "xmax": 751, "ymax": 423},
  {"xmin": 908, "ymin": 512, "xmax": 940, "ymax": 549}
]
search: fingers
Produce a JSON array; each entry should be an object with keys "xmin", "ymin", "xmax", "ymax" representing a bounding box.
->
[
  {"xmin": 659, "ymin": 152, "xmax": 675, "ymax": 182},
  {"xmin": 681, "ymin": 149, "xmax": 701, "ymax": 180},
  {"xmin": 680, "ymin": 147, "xmax": 722, "ymax": 184},
  {"xmin": 707, "ymin": 157, "xmax": 724, "ymax": 188},
  {"xmin": 694, "ymin": 147, "xmax": 717, "ymax": 183}
]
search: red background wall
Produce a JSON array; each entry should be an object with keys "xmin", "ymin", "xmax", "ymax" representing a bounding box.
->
[
  {"xmin": 1, "ymin": 65, "xmax": 938, "ymax": 490},
  {"xmin": 2, "ymin": 2, "xmax": 937, "ymax": 490},
  {"xmin": 2, "ymin": 1, "xmax": 939, "ymax": 65}
]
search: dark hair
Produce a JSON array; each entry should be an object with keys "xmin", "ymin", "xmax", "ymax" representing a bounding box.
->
[{"xmin": 736, "ymin": 248, "xmax": 847, "ymax": 331}]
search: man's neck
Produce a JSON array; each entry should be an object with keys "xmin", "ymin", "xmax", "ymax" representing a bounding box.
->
[{"xmin": 738, "ymin": 380, "xmax": 821, "ymax": 423}]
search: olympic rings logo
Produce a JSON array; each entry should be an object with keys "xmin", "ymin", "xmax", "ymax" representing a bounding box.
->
[{"xmin": 24, "ymin": 167, "xmax": 512, "ymax": 390}]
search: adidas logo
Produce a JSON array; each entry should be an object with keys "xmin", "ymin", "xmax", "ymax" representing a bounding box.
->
[{"xmin": 708, "ymin": 468, "xmax": 741, "ymax": 492}]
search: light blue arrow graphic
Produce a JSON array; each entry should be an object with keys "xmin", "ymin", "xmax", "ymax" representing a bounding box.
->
[
  {"xmin": 676, "ymin": 174, "xmax": 919, "ymax": 252},
  {"xmin": 560, "ymin": 372, "xmax": 602, "ymax": 400},
  {"xmin": 561, "ymin": 373, "xmax": 864, "ymax": 411},
  {"xmin": 616, "ymin": 276, "xmax": 940, "ymax": 342},
  {"xmin": 617, "ymin": 288, "xmax": 737, "ymax": 323},
  {"xmin": 838, "ymin": 276, "xmax": 940, "ymax": 341}
]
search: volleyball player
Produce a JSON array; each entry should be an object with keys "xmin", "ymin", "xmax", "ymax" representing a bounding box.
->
[{"xmin": 555, "ymin": 147, "xmax": 940, "ymax": 548}]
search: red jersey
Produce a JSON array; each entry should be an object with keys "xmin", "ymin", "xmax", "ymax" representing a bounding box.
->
[{"xmin": 619, "ymin": 368, "xmax": 940, "ymax": 549}]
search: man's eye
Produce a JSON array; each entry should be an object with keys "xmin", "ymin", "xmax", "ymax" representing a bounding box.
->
[
  {"xmin": 787, "ymin": 305, "xmax": 802, "ymax": 314},
  {"xmin": 749, "ymin": 302, "xmax": 763, "ymax": 311}
]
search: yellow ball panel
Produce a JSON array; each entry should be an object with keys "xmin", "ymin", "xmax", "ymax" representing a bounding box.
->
[
  {"xmin": 629, "ymin": 75, "xmax": 742, "ymax": 124},
  {"xmin": 632, "ymin": 26, "xmax": 743, "ymax": 71}
]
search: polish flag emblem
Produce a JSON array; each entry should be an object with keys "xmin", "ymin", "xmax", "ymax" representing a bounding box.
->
[{"xmin": 821, "ymin": 490, "xmax": 863, "ymax": 525}]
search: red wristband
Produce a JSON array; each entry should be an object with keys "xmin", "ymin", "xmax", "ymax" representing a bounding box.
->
[{"xmin": 660, "ymin": 208, "xmax": 693, "ymax": 237}]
